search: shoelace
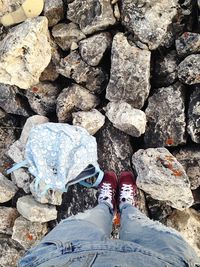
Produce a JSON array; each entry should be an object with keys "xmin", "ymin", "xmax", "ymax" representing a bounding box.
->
[
  {"xmin": 120, "ymin": 184, "xmax": 134, "ymax": 202},
  {"xmin": 99, "ymin": 182, "xmax": 112, "ymax": 201}
]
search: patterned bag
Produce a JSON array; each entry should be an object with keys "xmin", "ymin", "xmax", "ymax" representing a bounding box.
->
[{"xmin": 7, "ymin": 123, "xmax": 103, "ymax": 196}]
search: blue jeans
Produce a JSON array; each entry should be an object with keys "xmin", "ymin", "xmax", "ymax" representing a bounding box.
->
[{"xmin": 18, "ymin": 203, "xmax": 200, "ymax": 267}]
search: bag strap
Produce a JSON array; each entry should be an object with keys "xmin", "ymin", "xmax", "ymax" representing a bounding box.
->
[
  {"xmin": 6, "ymin": 160, "xmax": 28, "ymax": 174},
  {"xmin": 79, "ymin": 165, "xmax": 104, "ymax": 188}
]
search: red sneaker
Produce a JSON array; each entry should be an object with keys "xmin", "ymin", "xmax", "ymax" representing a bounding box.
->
[
  {"xmin": 98, "ymin": 171, "xmax": 118, "ymax": 210},
  {"xmin": 119, "ymin": 171, "xmax": 137, "ymax": 207}
]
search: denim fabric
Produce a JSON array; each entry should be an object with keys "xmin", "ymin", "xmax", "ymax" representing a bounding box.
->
[{"xmin": 18, "ymin": 204, "xmax": 200, "ymax": 267}]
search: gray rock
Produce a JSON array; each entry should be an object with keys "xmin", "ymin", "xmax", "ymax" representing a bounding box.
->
[
  {"xmin": 0, "ymin": 207, "xmax": 19, "ymax": 235},
  {"xmin": 67, "ymin": 0, "xmax": 116, "ymax": 35},
  {"xmin": 20, "ymin": 115, "xmax": 49, "ymax": 145},
  {"xmin": 57, "ymin": 51, "xmax": 107, "ymax": 93},
  {"xmin": 96, "ymin": 120, "xmax": 133, "ymax": 175},
  {"xmin": 106, "ymin": 33, "xmax": 151, "ymax": 109},
  {"xmin": 72, "ymin": 109, "xmax": 105, "ymax": 135},
  {"xmin": 26, "ymin": 82, "xmax": 60, "ymax": 116},
  {"xmin": 132, "ymin": 147, "xmax": 194, "ymax": 210},
  {"xmin": 172, "ymin": 146, "xmax": 200, "ymax": 190},
  {"xmin": 187, "ymin": 87, "xmax": 200, "ymax": 143},
  {"xmin": 12, "ymin": 216, "xmax": 48, "ymax": 250},
  {"xmin": 0, "ymin": 173, "xmax": 17, "ymax": 203},
  {"xmin": 79, "ymin": 32, "xmax": 112, "ymax": 66},
  {"xmin": 166, "ymin": 209, "xmax": 200, "ymax": 257},
  {"xmin": 52, "ymin": 22, "xmax": 86, "ymax": 51},
  {"xmin": 39, "ymin": 61, "xmax": 59, "ymax": 82},
  {"xmin": 176, "ymin": 32, "xmax": 200, "ymax": 58},
  {"xmin": 30, "ymin": 180, "xmax": 63, "ymax": 205},
  {"xmin": 0, "ymin": 17, "xmax": 51, "ymax": 89},
  {"xmin": 0, "ymin": 0, "xmax": 25, "ymax": 17},
  {"xmin": 153, "ymin": 50, "xmax": 179, "ymax": 88},
  {"xmin": 11, "ymin": 169, "xmax": 32, "ymax": 194},
  {"xmin": 7, "ymin": 140, "xmax": 24, "ymax": 163},
  {"xmin": 105, "ymin": 102, "xmax": 146, "ymax": 137},
  {"xmin": 120, "ymin": 0, "xmax": 177, "ymax": 50},
  {"xmin": 44, "ymin": 0, "xmax": 64, "ymax": 27},
  {"xmin": 0, "ymin": 84, "xmax": 29, "ymax": 116},
  {"xmin": 145, "ymin": 83, "xmax": 186, "ymax": 147},
  {"xmin": 178, "ymin": 54, "xmax": 200, "ymax": 85},
  {"xmin": 57, "ymin": 84, "xmax": 100, "ymax": 122},
  {"xmin": 17, "ymin": 195, "xmax": 57, "ymax": 222},
  {"xmin": 0, "ymin": 236, "xmax": 24, "ymax": 267}
]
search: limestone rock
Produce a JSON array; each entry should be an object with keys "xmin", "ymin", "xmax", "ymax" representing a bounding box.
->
[
  {"xmin": 0, "ymin": 173, "xmax": 17, "ymax": 203},
  {"xmin": 166, "ymin": 209, "xmax": 200, "ymax": 257},
  {"xmin": 105, "ymin": 102, "xmax": 146, "ymax": 137},
  {"xmin": 176, "ymin": 32, "xmax": 200, "ymax": 57},
  {"xmin": 26, "ymin": 82, "xmax": 60, "ymax": 116},
  {"xmin": 153, "ymin": 50, "xmax": 179, "ymax": 88},
  {"xmin": 17, "ymin": 195, "xmax": 57, "ymax": 222},
  {"xmin": 20, "ymin": 115, "xmax": 49, "ymax": 145},
  {"xmin": 72, "ymin": 109, "xmax": 105, "ymax": 135},
  {"xmin": 52, "ymin": 22, "xmax": 86, "ymax": 51},
  {"xmin": 96, "ymin": 120, "xmax": 133, "ymax": 174},
  {"xmin": 106, "ymin": 33, "xmax": 151, "ymax": 109},
  {"xmin": 132, "ymin": 147, "xmax": 194, "ymax": 210},
  {"xmin": 67, "ymin": 0, "xmax": 116, "ymax": 35},
  {"xmin": 120, "ymin": 0, "xmax": 177, "ymax": 50},
  {"xmin": 7, "ymin": 140, "xmax": 24, "ymax": 163},
  {"xmin": 79, "ymin": 32, "xmax": 112, "ymax": 66},
  {"xmin": 0, "ymin": 17, "xmax": 51, "ymax": 89},
  {"xmin": 57, "ymin": 84, "xmax": 100, "ymax": 122},
  {"xmin": 145, "ymin": 83, "xmax": 186, "ymax": 147},
  {"xmin": 0, "ymin": 0, "xmax": 25, "ymax": 16},
  {"xmin": 44, "ymin": 0, "xmax": 64, "ymax": 27},
  {"xmin": 172, "ymin": 146, "xmax": 200, "ymax": 190},
  {"xmin": 12, "ymin": 216, "xmax": 48, "ymax": 250},
  {"xmin": 0, "ymin": 84, "xmax": 29, "ymax": 116},
  {"xmin": 0, "ymin": 236, "xmax": 25, "ymax": 267},
  {"xmin": 0, "ymin": 207, "xmax": 19, "ymax": 235},
  {"xmin": 187, "ymin": 87, "xmax": 200, "ymax": 143},
  {"xmin": 57, "ymin": 51, "xmax": 107, "ymax": 93},
  {"xmin": 178, "ymin": 55, "xmax": 200, "ymax": 85},
  {"xmin": 11, "ymin": 169, "xmax": 32, "ymax": 194}
]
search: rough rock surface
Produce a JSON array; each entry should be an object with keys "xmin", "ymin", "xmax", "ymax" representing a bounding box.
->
[
  {"xmin": 67, "ymin": 0, "xmax": 116, "ymax": 35},
  {"xmin": 52, "ymin": 22, "xmax": 86, "ymax": 51},
  {"xmin": 57, "ymin": 84, "xmax": 100, "ymax": 122},
  {"xmin": 120, "ymin": 0, "xmax": 177, "ymax": 50},
  {"xmin": 72, "ymin": 109, "xmax": 105, "ymax": 135},
  {"xmin": 96, "ymin": 120, "xmax": 133, "ymax": 174},
  {"xmin": 105, "ymin": 102, "xmax": 146, "ymax": 137},
  {"xmin": 12, "ymin": 216, "xmax": 48, "ymax": 250},
  {"xmin": 166, "ymin": 209, "xmax": 200, "ymax": 257},
  {"xmin": 106, "ymin": 33, "xmax": 151, "ymax": 109},
  {"xmin": 0, "ymin": 84, "xmax": 29, "ymax": 116},
  {"xmin": 172, "ymin": 146, "xmax": 200, "ymax": 190},
  {"xmin": 19, "ymin": 115, "xmax": 49, "ymax": 145},
  {"xmin": 57, "ymin": 51, "xmax": 107, "ymax": 93},
  {"xmin": 176, "ymin": 32, "xmax": 200, "ymax": 57},
  {"xmin": 26, "ymin": 82, "xmax": 60, "ymax": 116},
  {"xmin": 0, "ymin": 0, "xmax": 25, "ymax": 16},
  {"xmin": 178, "ymin": 54, "xmax": 200, "ymax": 85},
  {"xmin": 17, "ymin": 195, "xmax": 57, "ymax": 223},
  {"xmin": 0, "ymin": 207, "xmax": 19, "ymax": 235},
  {"xmin": 0, "ymin": 17, "xmax": 51, "ymax": 89},
  {"xmin": 0, "ymin": 173, "xmax": 17, "ymax": 203},
  {"xmin": 11, "ymin": 169, "xmax": 32, "ymax": 194},
  {"xmin": 145, "ymin": 83, "xmax": 186, "ymax": 147},
  {"xmin": 79, "ymin": 32, "xmax": 112, "ymax": 66},
  {"xmin": 153, "ymin": 50, "xmax": 179, "ymax": 88},
  {"xmin": 187, "ymin": 87, "xmax": 200, "ymax": 143},
  {"xmin": 132, "ymin": 148, "xmax": 194, "ymax": 210},
  {"xmin": 7, "ymin": 140, "xmax": 24, "ymax": 163},
  {"xmin": 44, "ymin": 0, "xmax": 64, "ymax": 27}
]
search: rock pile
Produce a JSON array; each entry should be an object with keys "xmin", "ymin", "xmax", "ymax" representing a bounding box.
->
[{"xmin": 0, "ymin": 0, "xmax": 200, "ymax": 265}]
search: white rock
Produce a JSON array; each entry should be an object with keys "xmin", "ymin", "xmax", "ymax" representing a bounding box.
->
[
  {"xmin": 0, "ymin": 207, "xmax": 19, "ymax": 235},
  {"xmin": 12, "ymin": 216, "xmax": 48, "ymax": 250},
  {"xmin": 0, "ymin": 17, "xmax": 51, "ymax": 89},
  {"xmin": 105, "ymin": 102, "xmax": 146, "ymax": 137},
  {"xmin": 7, "ymin": 140, "xmax": 24, "ymax": 163},
  {"xmin": 17, "ymin": 195, "xmax": 57, "ymax": 222},
  {"xmin": 0, "ymin": 173, "xmax": 17, "ymax": 203},
  {"xmin": 132, "ymin": 148, "xmax": 194, "ymax": 210},
  {"xmin": 72, "ymin": 109, "xmax": 105, "ymax": 135},
  {"xmin": 11, "ymin": 169, "xmax": 32, "ymax": 193},
  {"xmin": 20, "ymin": 115, "xmax": 49, "ymax": 145}
]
